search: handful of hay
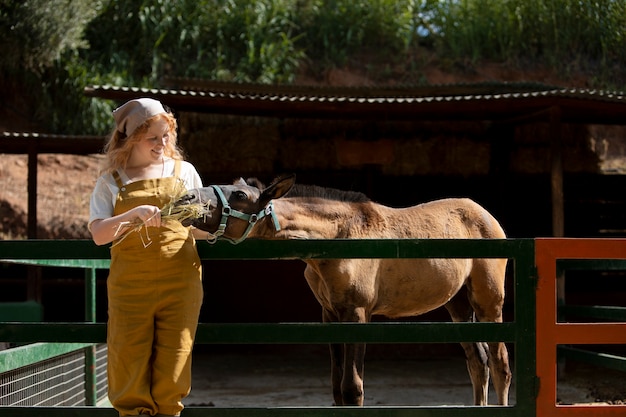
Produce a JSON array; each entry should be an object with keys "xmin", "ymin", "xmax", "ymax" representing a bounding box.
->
[
  {"xmin": 113, "ymin": 179, "xmax": 209, "ymax": 247},
  {"xmin": 160, "ymin": 180, "xmax": 209, "ymax": 224}
]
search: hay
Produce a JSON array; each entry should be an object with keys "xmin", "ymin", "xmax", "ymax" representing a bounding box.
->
[
  {"xmin": 159, "ymin": 178, "xmax": 209, "ymax": 224},
  {"xmin": 113, "ymin": 179, "xmax": 209, "ymax": 247}
]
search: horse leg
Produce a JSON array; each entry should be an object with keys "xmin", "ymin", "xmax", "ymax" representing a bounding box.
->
[
  {"xmin": 327, "ymin": 305, "xmax": 368, "ymax": 406},
  {"xmin": 486, "ymin": 338, "xmax": 511, "ymax": 405},
  {"xmin": 445, "ymin": 291, "xmax": 490, "ymax": 405},
  {"xmin": 342, "ymin": 341, "xmax": 366, "ymax": 406},
  {"xmin": 323, "ymin": 309, "xmax": 345, "ymax": 406},
  {"xmin": 329, "ymin": 343, "xmax": 345, "ymax": 405},
  {"xmin": 468, "ymin": 260, "xmax": 512, "ymax": 406}
]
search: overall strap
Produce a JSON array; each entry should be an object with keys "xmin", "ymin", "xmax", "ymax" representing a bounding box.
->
[
  {"xmin": 174, "ymin": 159, "xmax": 181, "ymax": 178},
  {"xmin": 112, "ymin": 170, "xmax": 124, "ymax": 188}
]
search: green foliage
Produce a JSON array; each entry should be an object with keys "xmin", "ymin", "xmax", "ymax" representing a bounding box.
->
[
  {"xmin": 0, "ymin": 0, "xmax": 105, "ymax": 133},
  {"xmin": 0, "ymin": 0, "xmax": 100, "ymax": 72},
  {"xmin": 429, "ymin": 0, "xmax": 626, "ymax": 84},
  {"xmin": 83, "ymin": 0, "xmax": 304, "ymax": 84},
  {"xmin": 1, "ymin": 0, "xmax": 625, "ymax": 134},
  {"xmin": 298, "ymin": 0, "xmax": 416, "ymax": 66},
  {"xmin": 40, "ymin": 55, "xmax": 117, "ymax": 135}
]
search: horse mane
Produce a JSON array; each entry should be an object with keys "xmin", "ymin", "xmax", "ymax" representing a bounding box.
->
[
  {"xmin": 246, "ymin": 177, "xmax": 370, "ymax": 203},
  {"xmin": 286, "ymin": 184, "xmax": 370, "ymax": 203}
]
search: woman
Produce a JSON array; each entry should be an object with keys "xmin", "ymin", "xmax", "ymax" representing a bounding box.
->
[{"xmin": 89, "ymin": 98, "xmax": 204, "ymax": 416}]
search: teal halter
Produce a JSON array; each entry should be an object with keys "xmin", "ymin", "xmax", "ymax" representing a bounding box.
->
[{"xmin": 207, "ymin": 185, "xmax": 281, "ymax": 245}]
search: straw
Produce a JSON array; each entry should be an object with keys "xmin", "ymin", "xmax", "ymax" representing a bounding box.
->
[{"xmin": 112, "ymin": 179, "xmax": 209, "ymax": 247}]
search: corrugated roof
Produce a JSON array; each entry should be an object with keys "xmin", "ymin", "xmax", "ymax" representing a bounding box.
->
[
  {"xmin": 159, "ymin": 77, "xmax": 559, "ymax": 97},
  {"xmin": 84, "ymin": 82, "xmax": 626, "ymax": 124},
  {"xmin": 1, "ymin": 132, "xmax": 105, "ymax": 154}
]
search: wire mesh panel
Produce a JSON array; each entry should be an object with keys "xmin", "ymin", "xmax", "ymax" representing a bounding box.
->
[
  {"xmin": 0, "ymin": 343, "xmax": 108, "ymax": 407},
  {"xmin": 94, "ymin": 344, "xmax": 108, "ymax": 402},
  {"xmin": 0, "ymin": 349, "xmax": 86, "ymax": 406}
]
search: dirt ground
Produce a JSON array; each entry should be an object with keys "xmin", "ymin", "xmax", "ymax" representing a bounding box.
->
[
  {"xmin": 186, "ymin": 346, "xmax": 494, "ymax": 408},
  {"xmin": 0, "ymin": 153, "xmax": 99, "ymax": 239},
  {"xmin": 183, "ymin": 345, "xmax": 624, "ymax": 408}
]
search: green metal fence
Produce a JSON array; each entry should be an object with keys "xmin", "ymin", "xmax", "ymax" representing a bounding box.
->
[{"xmin": 0, "ymin": 238, "xmax": 537, "ymax": 417}]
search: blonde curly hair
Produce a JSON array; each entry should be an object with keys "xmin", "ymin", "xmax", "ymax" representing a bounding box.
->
[{"xmin": 100, "ymin": 111, "xmax": 184, "ymax": 175}]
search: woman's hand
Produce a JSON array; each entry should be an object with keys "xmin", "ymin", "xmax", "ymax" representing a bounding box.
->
[
  {"xmin": 133, "ymin": 205, "xmax": 162, "ymax": 228},
  {"xmin": 89, "ymin": 204, "xmax": 162, "ymax": 246}
]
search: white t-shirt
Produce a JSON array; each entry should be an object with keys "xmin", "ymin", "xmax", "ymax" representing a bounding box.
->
[{"xmin": 88, "ymin": 159, "xmax": 203, "ymax": 231}]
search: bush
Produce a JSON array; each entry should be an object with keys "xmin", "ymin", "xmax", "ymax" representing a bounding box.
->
[
  {"xmin": 297, "ymin": 0, "xmax": 415, "ymax": 66},
  {"xmin": 83, "ymin": 0, "xmax": 304, "ymax": 84}
]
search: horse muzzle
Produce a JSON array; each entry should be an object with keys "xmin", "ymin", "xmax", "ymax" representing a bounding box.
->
[{"xmin": 174, "ymin": 187, "xmax": 219, "ymax": 229}]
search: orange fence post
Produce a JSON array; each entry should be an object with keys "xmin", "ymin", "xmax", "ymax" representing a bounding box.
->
[{"xmin": 535, "ymin": 238, "xmax": 626, "ymax": 417}]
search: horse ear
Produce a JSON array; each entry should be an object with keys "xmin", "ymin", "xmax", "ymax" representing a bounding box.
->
[
  {"xmin": 246, "ymin": 177, "xmax": 266, "ymax": 189},
  {"xmin": 234, "ymin": 177, "xmax": 247, "ymax": 186},
  {"xmin": 259, "ymin": 174, "xmax": 295, "ymax": 206}
]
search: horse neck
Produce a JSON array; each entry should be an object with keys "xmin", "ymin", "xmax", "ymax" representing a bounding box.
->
[
  {"xmin": 249, "ymin": 197, "xmax": 506, "ymax": 240},
  {"xmin": 251, "ymin": 198, "xmax": 377, "ymax": 239}
]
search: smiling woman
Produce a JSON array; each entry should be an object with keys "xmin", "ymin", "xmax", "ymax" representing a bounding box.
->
[
  {"xmin": 87, "ymin": 98, "xmax": 206, "ymax": 417},
  {"xmin": 88, "ymin": 98, "xmax": 198, "ymax": 244}
]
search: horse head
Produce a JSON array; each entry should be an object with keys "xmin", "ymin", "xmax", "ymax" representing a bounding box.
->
[{"xmin": 175, "ymin": 174, "xmax": 295, "ymax": 244}]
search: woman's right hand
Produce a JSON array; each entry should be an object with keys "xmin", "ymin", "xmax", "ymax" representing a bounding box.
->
[
  {"xmin": 132, "ymin": 205, "xmax": 162, "ymax": 228},
  {"xmin": 89, "ymin": 204, "xmax": 162, "ymax": 246}
]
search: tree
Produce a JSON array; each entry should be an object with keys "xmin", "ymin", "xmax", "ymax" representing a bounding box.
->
[
  {"xmin": 0, "ymin": 0, "xmax": 102, "ymax": 132},
  {"xmin": 0, "ymin": 0, "xmax": 100, "ymax": 73}
]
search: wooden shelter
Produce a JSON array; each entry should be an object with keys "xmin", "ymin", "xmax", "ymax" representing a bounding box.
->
[
  {"xmin": 84, "ymin": 82, "xmax": 626, "ymax": 237},
  {"xmin": 2, "ymin": 82, "xmax": 625, "ymax": 323}
]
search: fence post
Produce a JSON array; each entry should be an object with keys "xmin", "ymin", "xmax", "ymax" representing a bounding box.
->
[
  {"xmin": 512, "ymin": 239, "xmax": 538, "ymax": 417},
  {"xmin": 84, "ymin": 267, "xmax": 98, "ymax": 406}
]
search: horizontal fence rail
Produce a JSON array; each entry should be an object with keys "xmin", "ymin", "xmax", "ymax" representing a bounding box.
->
[
  {"xmin": 0, "ymin": 322, "xmax": 518, "ymax": 344},
  {"xmin": 0, "ymin": 406, "xmax": 528, "ymax": 417},
  {"xmin": 1, "ymin": 238, "xmax": 537, "ymax": 417},
  {"xmin": 0, "ymin": 238, "xmax": 532, "ymax": 260}
]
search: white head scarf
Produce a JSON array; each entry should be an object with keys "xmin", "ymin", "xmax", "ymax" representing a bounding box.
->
[{"xmin": 112, "ymin": 98, "xmax": 167, "ymax": 137}]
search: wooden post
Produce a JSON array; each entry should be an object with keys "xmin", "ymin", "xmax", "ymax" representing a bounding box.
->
[
  {"xmin": 549, "ymin": 107, "xmax": 564, "ymax": 238},
  {"xmin": 27, "ymin": 142, "xmax": 38, "ymax": 239},
  {"xmin": 26, "ymin": 141, "xmax": 42, "ymax": 303}
]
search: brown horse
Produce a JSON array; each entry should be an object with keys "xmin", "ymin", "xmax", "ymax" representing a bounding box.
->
[{"xmin": 178, "ymin": 175, "xmax": 511, "ymax": 406}]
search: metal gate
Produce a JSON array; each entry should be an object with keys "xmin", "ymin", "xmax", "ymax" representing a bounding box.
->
[{"xmin": 535, "ymin": 238, "xmax": 626, "ymax": 417}]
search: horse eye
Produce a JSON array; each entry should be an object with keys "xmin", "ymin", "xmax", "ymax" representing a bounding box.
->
[{"xmin": 233, "ymin": 191, "xmax": 247, "ymax": 200}]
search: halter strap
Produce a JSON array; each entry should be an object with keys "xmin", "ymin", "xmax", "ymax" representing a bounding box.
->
[{"xmin": 207, "ymin": 185, "xmax": 281, "ymax": 245}]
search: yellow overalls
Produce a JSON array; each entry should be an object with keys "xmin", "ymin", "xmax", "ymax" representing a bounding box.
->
[{"xmin": 107, "ymin": 161, "xmax": 203, "ymax": 416}]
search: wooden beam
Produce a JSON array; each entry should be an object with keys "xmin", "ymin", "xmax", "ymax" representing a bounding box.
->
[{"xmin": 549, "ymin": 107, "xmax": 564, "ymax": 237}]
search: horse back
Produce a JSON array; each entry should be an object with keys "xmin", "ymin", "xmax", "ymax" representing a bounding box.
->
[{"xmin": 395, "ymin": 198, "xmax": 506, "ymax": 240}]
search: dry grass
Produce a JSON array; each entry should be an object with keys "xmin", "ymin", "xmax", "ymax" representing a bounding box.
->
[{"xmin": 112, "ymin": 178, "xmax": 209, "ymax": 247}]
